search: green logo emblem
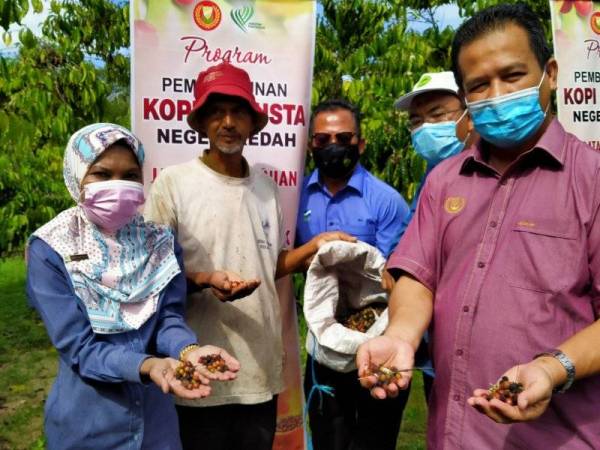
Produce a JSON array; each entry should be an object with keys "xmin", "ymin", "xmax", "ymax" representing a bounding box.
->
[
  {"xmin": 414, "ymin": 74, "xmax": 432, "ymax": 88},
  {"xmin": 231, "ymin": 6, "xmax": 254, "ymax": 32}
]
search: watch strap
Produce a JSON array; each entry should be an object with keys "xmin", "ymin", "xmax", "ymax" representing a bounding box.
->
[{"xmin": 534, "ymin": 349, "xmax": 575, "ymax": 394}]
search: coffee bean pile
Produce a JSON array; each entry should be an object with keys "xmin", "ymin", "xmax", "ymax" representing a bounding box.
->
[
  {"xmin": 342, "ymin": 304, "xmax": 386, "ymax": 332},
  {"xmin": 366, "ymin": 365, "xmax": 403, "ymax": 387},
  {"xmin": 486, "ymin": 376, "xmax": 524, "ymax": 404},
  {"xmin": 199, "ymin": 354, "xmax": 229, "ymax": 373},
  {"xmin": 174, "ymin": 360, "xmax": 202, "ymax": 390}
]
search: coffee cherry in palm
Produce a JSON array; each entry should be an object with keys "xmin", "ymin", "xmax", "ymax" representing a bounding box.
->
[
  {"xmin": 199, "ymin": 354, "xmax": 229, "ymax": 373},
  {"xmin": 486, "ymin": 376, "xmax": 524, "ymax": 404},
  {"xmin": 366, "ymin": 364, "xmax": 403, "ymax": 387},
  {"xmin": 175, "ymin": 360, "xmax": 201, "ymax": 390}
]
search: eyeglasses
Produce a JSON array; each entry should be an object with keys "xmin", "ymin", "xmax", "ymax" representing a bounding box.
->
[
  {"xmin": 311, "ymin": 132, "xmax": 356, "ymax": 149},
  {"xmin": 408, "ymin": 108, "xmax": 465, "ymax": 131}
]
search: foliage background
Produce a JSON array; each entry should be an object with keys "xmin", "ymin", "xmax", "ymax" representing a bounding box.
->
[{"xmin": 0, "ymin": 0, "xmax": 552, "ymax": 256}]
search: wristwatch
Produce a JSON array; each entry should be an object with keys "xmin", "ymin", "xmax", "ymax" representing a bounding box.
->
[{"xmin": 534, "ymin": 349, "xmax": 575, "ymax": 394}]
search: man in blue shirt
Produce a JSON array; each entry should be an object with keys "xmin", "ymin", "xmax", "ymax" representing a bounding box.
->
[
  {"xmin": 297, "ymin": 99, "xmax": 410, "ymax": 450},
  {"xmin": 296, "ymin": 99, "xmax": 409, "ymax": 257}
]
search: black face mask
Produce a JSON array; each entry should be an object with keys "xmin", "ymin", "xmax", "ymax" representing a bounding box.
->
[{"xmin": 312, "ymin": 143, "xmax": 360, "ymax": 180}]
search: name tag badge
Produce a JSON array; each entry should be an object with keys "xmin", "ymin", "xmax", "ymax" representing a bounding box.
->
[{"xmin": 65, "ymin": 253, "xmax": 89, "ymax": 263}]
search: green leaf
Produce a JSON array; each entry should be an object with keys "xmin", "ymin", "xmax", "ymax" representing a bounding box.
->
[
  {"xmin": 32, "ymin": 0, "xmax": 42, "ymax": 14},
  {"xmin": 3, "ymin": 30, "xmax": 12, "ymax": 46},
  {"xmin": 18, "ymin": 27, "xmax": 34, "ymax": 48}
]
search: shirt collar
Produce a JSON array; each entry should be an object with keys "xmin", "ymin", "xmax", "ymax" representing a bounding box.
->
[
  {"xmin": 308, "ymin": 163, "xmax": 366, "ymax": 195},
  {"xmin": 461, "ymin": 118, "xmax": 567, "ymax": 174}
]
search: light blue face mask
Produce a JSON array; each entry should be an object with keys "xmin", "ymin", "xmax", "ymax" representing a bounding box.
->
[
  {"xmin": 410, "ymin": 109, "xmax": 468, "ymax": 166},
  {"xmin": 466, "ymin": 71, "xmax": 548, "ymax": 149}
]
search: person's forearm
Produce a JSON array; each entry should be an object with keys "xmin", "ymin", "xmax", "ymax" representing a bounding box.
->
[
  {"xmin": 529, "ymin": 319, "xmax": 600, "ymax": 392},
  {"xmin": 154, "ymin": 275, "xmax": 200, "ymax": 359},
  {"xmin": 186, "ymin": 271, "xmax": 211, "ymax": 288},
  {"xmin": 140, "ymin": 357, "xmax": 160, "ymax": 376},
  {"xmin": 275, "ymin": 241, "xmax": 317, "ymax": 279},
  {"xmin": 557, "ymin": 320, "xmax": 600, "ymax": 381},
  {"xmin": 384, "ymin": 274, "xmax": 433, "ymax": 351}
]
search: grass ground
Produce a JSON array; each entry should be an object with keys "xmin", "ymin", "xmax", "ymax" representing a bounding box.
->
[
  {"xmin": 0, "ymin": 259, "xmax": 426, "ymax": 449},
  {"xmin": 0, "ymin": 258, "xmax": 55, "ymax": 450}
]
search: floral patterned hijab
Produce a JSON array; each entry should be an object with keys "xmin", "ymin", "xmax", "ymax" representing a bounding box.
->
[{"xmin": 32, "ymin": 123, "xmax": 181, "ymax": 334}]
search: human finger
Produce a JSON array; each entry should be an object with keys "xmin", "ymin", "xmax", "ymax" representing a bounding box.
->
[
  {"xmin": 215, "ymin": 349, "xmax": 241, "ymax": 372},
  {"xmin": 334, "ymin": 231, "xmax": 357, "ymax": 243},
  {"xmin": 468, "ymin": 396, "xmax": 511, "ymax": 423},
  {"xmin": 211, "ymin": 287, "xmax": 232, "ymax": 302},
  {"xmin": 159, "ymin": 367, "xmax": 171, "ymax": 394},
  {"xmin": 370, "ymin": 386, "xmax": 389, "ymax": 400},
  {"xmin": 169, "ymin": 378, "xmax": 212, "ymax": 399}
]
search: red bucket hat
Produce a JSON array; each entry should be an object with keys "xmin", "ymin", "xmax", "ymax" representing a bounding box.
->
[{"xmin": 186, "ymin": 62, "xmax": 268, "ymax": 134}]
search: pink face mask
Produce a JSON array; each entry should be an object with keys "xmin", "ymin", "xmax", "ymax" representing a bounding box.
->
[{"xmin": 80, "ymin": 180, "xmax": 145, "ymax": 233}]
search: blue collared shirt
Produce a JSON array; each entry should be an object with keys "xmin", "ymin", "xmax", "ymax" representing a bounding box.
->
[
  {"xmin": 296, "ymin": 164, "xmax": 409, "ymax": 257},
  {"xmin": 26, "ymin": 238, "xmax": 197, "ymax": 450},
  {"xmin": 396, "ymin": 164, "xmax": 434, "ymax": 242}
]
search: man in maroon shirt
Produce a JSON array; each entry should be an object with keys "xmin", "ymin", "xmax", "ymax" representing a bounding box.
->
[{"xmin": 357, "ymin": 3, "xmax": 600, "ymax": 449}]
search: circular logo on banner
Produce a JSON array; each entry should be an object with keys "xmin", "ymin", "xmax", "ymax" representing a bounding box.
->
[
  {"xmin": 591, "ymin": 12, "xmax": 600, "ymax": 35},
  {"xmin": 194, "ymin": 1, "xmax": 222, "ymax": 31}
]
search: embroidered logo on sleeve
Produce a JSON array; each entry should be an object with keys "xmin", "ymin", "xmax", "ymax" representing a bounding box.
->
[{"xmin": 444, "ymin": 196, "xmax": 466, "ymax": 214}]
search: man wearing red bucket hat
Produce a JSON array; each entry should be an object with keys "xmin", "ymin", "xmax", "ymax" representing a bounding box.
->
[{"xmin": 145, "ymin": 62, "xmax": 354, "ymax": 450}]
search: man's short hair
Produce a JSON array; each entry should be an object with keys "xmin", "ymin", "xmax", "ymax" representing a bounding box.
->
[
  {"xmin": 309, "ymin": 99, "xmax": 362, "ymax": 139},
  {"xmin": 451, "ymin": 3, "xmax": 552, "ymax": 89}
]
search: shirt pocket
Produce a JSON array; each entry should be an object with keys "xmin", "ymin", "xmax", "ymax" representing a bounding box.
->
[
  {"xmin": 342, "ymin": 222, "xmax": 377, "ymax": 247},
  {"xmin": 505, "ymin": 219, "xmax": 579, "ymax": 293}
]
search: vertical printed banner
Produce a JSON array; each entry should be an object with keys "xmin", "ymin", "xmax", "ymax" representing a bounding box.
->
[
  {"xmin": 550, "ymin": 0, "xmax": 600, "ymax": 149},
  {"xmin": 131, "ymin": 2, "xmax": 316, "ymax": 449}
]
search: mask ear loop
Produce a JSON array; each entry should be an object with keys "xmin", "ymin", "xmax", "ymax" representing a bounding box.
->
[
  {"xmin": 455, "ymin": 108, "xmax": 468, "ymax": 125},
  {"xmin": 455, "ymin": 109, "xmax": 470, "ymax": 145},
  {"xmin": 537, "ymin": 68, "xmax": 551, "ymax": 117},
  {"xmin": 537, "ymin": 68, "xmax": 547, "ymax": 89},
  {"xmin": 542, "ymin": 100, "xmax": 551, "ymax": 116},
  {"xmin": 78, "ymin": 214, "xmax": 85, "ymax": 255},
  {"xmin": 77, "ymin": 184, "xmax": 88, "ymax": 254}
]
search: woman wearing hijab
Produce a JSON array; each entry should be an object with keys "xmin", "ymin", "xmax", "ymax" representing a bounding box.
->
[{"xmin": 26, "ymin": 123, "xmax": 239, "ymax": 450}]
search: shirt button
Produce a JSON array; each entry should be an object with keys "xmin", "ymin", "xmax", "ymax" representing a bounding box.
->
[
  {"xmin": 477, "ymin": 262, "xmax": 485, "ymax": 268},
  {"xmin": 500, "ymin": 179, "xmax": 507, "ymax": 185},
  {"xmin": 490, "ymin": 221, "xmax": 497, "ymax": 228},
  {"xmin": 134, "ymin": 435, "xmax": 139, "ymax": 441},
  {"xmin": 463, "ymin": 306, "xmax": 470, "ymax": 312},
  {"xmin": 453, "ymin": 394, "xmax": 461, "ymax": 402},
  {"xmin": 456, "ymin": 349, "xmax": 463, "ymax": 356},
  {"xmin": 135, "ymin": 400, "xmax": 140, "ymax": 406}
]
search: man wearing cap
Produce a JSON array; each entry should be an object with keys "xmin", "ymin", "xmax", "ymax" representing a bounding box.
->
[
  {"xmin": 144, "ymin": 62, "xmax": 353, "ymax": 450},
  {"xmin": 297, "ymin": 98, "xmax": 410, "ymax": 450},
  {"xmin": 388, "ymin": 71, "xmax": 477, "ymax": 398},
  {"xmin": 393, "ymin": 70, "xmax": 475, "ymax": 248}
]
